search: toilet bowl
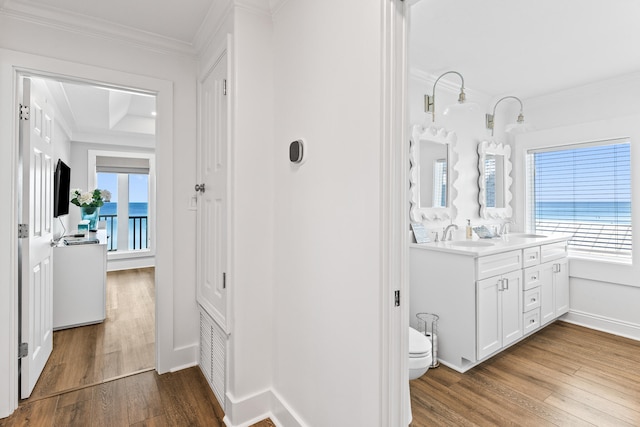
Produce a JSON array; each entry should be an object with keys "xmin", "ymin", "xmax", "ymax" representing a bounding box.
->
[{"xmin": 409, "ymin": 327, "xmax": 432, "ymax": 380}]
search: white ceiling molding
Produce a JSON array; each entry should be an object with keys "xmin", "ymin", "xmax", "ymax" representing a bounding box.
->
[
  {"xmin": 192, "ymin": 0, "xmax": 234, "ymax": 56},
  {"xmin": 71, "ymin": 133, "xmax": 156, "ymax": 150},
  {"xmin": 269, "ymin": 0, "xmax": 290, "ymax": 17},
  {"xmin": 0, "ymin": 0, "xmax": 199, "ymax": 57}
]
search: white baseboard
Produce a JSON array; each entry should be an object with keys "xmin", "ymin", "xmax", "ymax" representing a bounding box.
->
[
  {"xmin": 223, "ymin": 388, "xmax": 307, "ymax": 427},
  {"xmin": 562, "ymin": 310, "xmax": 640, "ymax": 341}
]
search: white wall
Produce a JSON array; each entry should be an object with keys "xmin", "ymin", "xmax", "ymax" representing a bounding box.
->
[
  {"xmin": 224, "ymin": 5, "xmax": 276, "ymax": 424},
  {"xmin": 408, "ymin": 70, "xmax": 510, "ymax": 238},
  {"xmin": 270, "ymin": 1, "xmax": 384, "ymax": 425},
  {"xmin": 0, "ymin": 13, "xmax": 198, "ymax": 418},
  {"xmin": 514, "ymin": 74, "xmax": 640, "ymax": 340}
]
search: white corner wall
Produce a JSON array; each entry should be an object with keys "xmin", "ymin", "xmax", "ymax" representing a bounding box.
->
[
  {"xmin": 271, "ymin": 1, "xmax": 384, "ymax": 425},
  {"xmin": 0, "ymin": 14, "xmax": 199, "ymax": 418}
]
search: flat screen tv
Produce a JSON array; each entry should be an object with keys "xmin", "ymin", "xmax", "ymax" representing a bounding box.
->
[{"xmin": 53, "ymin": 159, "xmax": 71, "ymax": 218}]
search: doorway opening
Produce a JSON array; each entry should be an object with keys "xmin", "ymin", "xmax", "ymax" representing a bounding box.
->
[{"xmin": 17, "ymin": 72, "xmax": 158, "ymax": 402}]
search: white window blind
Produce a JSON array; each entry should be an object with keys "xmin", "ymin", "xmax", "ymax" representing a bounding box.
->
[
  {"xmin": 96, "ymin": 156, "xmax": 150, "ymax": 174},
  {"xmin": 526, "ymin": 139, "xmax": 631, "ymax": 257}
]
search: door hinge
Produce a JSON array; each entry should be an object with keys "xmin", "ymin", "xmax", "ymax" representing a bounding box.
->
[
  {"xmin": 223, "ymin": 272, "xmax": 226, "ymax": 289},
  {"xmin": 18, "ymin": 224, "xmax": 29, "ymax": 238},
  {"xmin": 19, "ymin": 104, "xmax": 30, "ymax": 120},
  {"xmin": 223, "ymin": 79, "xmax": 227, "ymax": 96},
  {"xmin": 394, "ymin": 290, "xmax": 400, "ymax": 307},
  {"xmin": 19, "ymin": 343, "xmax": 28, "ymax": 359}
]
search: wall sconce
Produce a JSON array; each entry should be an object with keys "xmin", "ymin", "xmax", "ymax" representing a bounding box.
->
[
  {"xmin": 486, "ymin": 96, "xmax": 525, "ymax": 136},
  {"xmin": 424, "ymin": 71, "xmax": 467, "ymax": 122}
]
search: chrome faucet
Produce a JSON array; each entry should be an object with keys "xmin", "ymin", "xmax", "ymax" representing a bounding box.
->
[
  {"xmin": 499, "ymin": 220, "xmax": 512, "ymax": 236},
  {"xmin": 443, "ymin": 224, "xmax": 459, "ymax": 241}
]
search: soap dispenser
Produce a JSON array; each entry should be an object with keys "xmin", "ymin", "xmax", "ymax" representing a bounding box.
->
[{"xmin": 466, "ymin": 219, "xmax": 472, "ymax": 239}]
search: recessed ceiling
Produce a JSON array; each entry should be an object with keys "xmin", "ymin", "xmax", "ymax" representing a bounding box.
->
[
  {"xmin": 38, "ymin": 78, "xmax": 156, "ymax": 141},
  {"xmin": 410, "ymin": 0, "xmax": 640, "ymax": 99}
]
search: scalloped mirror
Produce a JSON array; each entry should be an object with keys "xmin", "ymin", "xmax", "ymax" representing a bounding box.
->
[
  {"xmin": 478, "ymin": 140, "xmax": 513, "ymax": 219},
  {"xmin": 409, "ymin": 125, "xmax": 458, "ymax": 222}
]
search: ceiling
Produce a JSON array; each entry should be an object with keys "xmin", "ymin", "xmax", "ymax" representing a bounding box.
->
[
  {"xmin": 34, "ymin": 77, "xmax": 156, "ymax": 145},
  {"xmin": 0, "ymin": 0, "xmax": 217, "ymax": 51},
  {"xmin": 410, "ymin": 0, "xmax": 640, "ymax": 100}
]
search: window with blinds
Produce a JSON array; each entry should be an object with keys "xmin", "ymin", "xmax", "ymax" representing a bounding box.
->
[{"xmin": 526, "ymin": 139, "xmax": 631, "ymax": 257}]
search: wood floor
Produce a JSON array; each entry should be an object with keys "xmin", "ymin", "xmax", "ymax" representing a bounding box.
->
[
  {"xmin": 6, "ymin": 279, "xmax": 639, "ymax": 426},
  {"xmin": 410, "ymin": 321, "xmax": 640, "ymax": 426},
  {"xmin": 1, "ymin": 367, "xmax": 274, "ymax": 427},
  {"xmin": 27, "ymin": 268, "xmax": 156, "ymax": 400}
]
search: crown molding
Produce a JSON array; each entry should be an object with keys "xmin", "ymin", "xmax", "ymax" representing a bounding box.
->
[
  {"xmin": 235, "ymin": 0, "xmax": 272, "ymax": 14},
  {"xmin": 0, "ymin": 0, "xmax": 198, "ymax": 57},
  {"xmin": 269, "ymin": 0, "xmax": 290, "ymax": 17},
  {"xmin": 193, "ymin": 0, "xmax": 234, "ymax": 55}
]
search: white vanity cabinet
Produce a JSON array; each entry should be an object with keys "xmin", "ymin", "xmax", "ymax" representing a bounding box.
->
[
  {"xmin": 410, "ymin": 235, "xmax": 569, "ymax": 373},
  {"xmin": 477, "ymin": 269, "xmax": 523, "ymax": 360}
]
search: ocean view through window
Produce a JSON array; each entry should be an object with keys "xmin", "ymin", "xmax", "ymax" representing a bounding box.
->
[
  {"xmin": 526, "ymin": 139, "xmax": 631, "ymax": 257},
  {"xmin": 98, "ymin": 172, "xmax": 149, "ymax": 252}
]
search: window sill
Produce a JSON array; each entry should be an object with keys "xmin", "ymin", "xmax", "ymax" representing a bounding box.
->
[
  {"xmin": 568, "ymin": 250, "xmax": 632, "ymax": 266},
  {"xmin": 107, "ymin": 248, "xmax": 154, "ymax": 261}
]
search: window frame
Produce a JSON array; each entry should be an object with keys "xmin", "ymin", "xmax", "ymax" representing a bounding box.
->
[
  {"xmin": 88, "ymin": 149, "xmax": 156, "ymax": 260},
  {"xmin": 525, "ymin": 138, "xmax": 631, "ymax": 259}
]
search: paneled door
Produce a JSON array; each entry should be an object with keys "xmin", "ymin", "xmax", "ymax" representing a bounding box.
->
[
  {"xmin": 196, "ymin": 51, "xmax": 229, "ymax": 331},
  {"xmin": 19, "ymin": 77, "xmax": 54, "ymax": 398}
]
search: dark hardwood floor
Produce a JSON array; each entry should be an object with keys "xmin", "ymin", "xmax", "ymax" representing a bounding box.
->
[
  {"xmin": 410, "ymin": 321, "xmax": 640, "ymax": 426},
  {"xmin": 27, "ymin": 267, "xmax": 156, "ymax": 400}
]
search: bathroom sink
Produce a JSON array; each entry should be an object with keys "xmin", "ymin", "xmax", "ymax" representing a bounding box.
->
[
  {"xmin": 510, "ymin": 233, "xmax": 547, "ymax": 238},
  {"xmin": 449, "ymin": 241, "xmax": 495, "ymax": 247}
]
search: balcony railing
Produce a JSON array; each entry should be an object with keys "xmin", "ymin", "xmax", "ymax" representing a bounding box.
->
[{"xmin": 99, "ymin": 214, "xmax": 148, "ymax": 251}]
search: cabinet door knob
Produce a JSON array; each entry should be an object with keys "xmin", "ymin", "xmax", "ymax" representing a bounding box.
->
[{"xmin": 195, "ymin": 183, "xmax": 206, "ymax": 193}]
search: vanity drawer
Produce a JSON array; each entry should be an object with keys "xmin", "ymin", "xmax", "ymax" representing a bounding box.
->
[
  {"xmin": 522, "ymin": 246, "xmax": 541, "ymax": 268},
  {"xmin": 523, "ymin": 265, "xmax": 542, "ymax": 290},
  {"xmin": 523, "ymin": 308, "xmax": 541, "ymax": 335},
  {"xmin": 541, "ymin": 241, "xmax": 568, "ymax": 263},
  {"xmin": 476, "ymin": 250, "xmax": 522, "ymax": 280},
  {"xmin": 523, "ymin": 287, "xmax": 541, "ymax": 312}
]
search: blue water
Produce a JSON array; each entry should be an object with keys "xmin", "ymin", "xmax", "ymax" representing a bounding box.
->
[
  {"xmin": 99, "ymin": 202, "xmax": 148, "ymax": 250},
  {"xmin": 535, "ymin": 201, "xmax": 631, "ymax": 224}
]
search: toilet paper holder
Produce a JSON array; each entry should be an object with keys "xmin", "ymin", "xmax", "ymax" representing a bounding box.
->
[{"xmin": 416, "ymin": 312, "xmax": 439, "ymax": 368}]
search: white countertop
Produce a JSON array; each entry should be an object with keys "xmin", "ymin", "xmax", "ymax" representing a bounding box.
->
[{"xmin": 410, "ymin": 233, "xmax": 571, "ymax": 257}]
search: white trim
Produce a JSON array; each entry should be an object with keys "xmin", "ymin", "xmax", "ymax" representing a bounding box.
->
[
  {"xmin": 87, "ymin": 149, "xmax": 157, "ymax": 257},
  {"xmin": 0, "ymin": 2, "xmax": 197, "ymax": 57},
  {"xmin": 223, "ymin": 388, "xmax": 306, "ymax": 427},
  {"xmin": 561, "ymin": 311, "xmax": 640, "ymax": 342},
  {"xmin": 381, "ymin": 1, "xmax": 408, "ymax": 425}
]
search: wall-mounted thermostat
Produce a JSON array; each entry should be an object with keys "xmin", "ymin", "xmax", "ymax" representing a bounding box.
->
[{"xmin": 289, "ymin": 139, "xmax": 304, "ymax": 164}]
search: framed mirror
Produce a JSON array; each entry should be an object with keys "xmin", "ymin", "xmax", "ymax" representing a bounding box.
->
[
  {"xmin": 478, "ymin": 140, "xmax": 512, "ymax": 219},
  {"xmin": 409, "ymin": 125, "xmax": 458, "ymax": 222}
]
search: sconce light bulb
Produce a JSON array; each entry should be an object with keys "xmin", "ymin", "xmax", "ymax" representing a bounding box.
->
[
  {"xmin": 517, "ymin": 112, "xmax": 525, "ymax": 123},
  {"xmin": 458, "ymin": 88, "xmax": 466, "ymax": 104}
]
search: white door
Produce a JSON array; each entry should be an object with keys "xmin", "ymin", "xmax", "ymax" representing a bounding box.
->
[
  {"xmin": 554, "ymin": 258, "xmax": 570, "ymax": 317},
  {"xmin": 501, "ymin": 270, "xmax": 523, "ymax": 347},
  {"xmin": 196, "ymin": 53, "xmax": 228, "ymax": 330},
  {"xmin": 539, "ymin": 262, "xmax": 555, "ymax": 326},
  {"xmin": 476, "ymin": 277, "xmax": 501, "ymax": 360},
  {"xmin": 19, "ymin": 77, "xmax": 54, "ymax": 398}
]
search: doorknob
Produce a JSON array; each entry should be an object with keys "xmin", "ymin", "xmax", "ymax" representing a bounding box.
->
[{"xmin": 195, "ymin": 183, "xmax": 205, "ymax": 193}]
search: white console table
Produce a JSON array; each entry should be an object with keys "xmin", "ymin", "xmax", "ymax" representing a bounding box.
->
[{"xmin": 53, "ymin": 230, "xmax": 107, "ymax": 330}]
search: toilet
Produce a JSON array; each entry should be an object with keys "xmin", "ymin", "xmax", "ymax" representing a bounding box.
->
[
  {"xmin": 407, "ymin": 327, "xmax": 432, "ymax": 425},
  {"xmin": 409, "ymin": 326, "xmax": 432, "ymax": 379}
]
